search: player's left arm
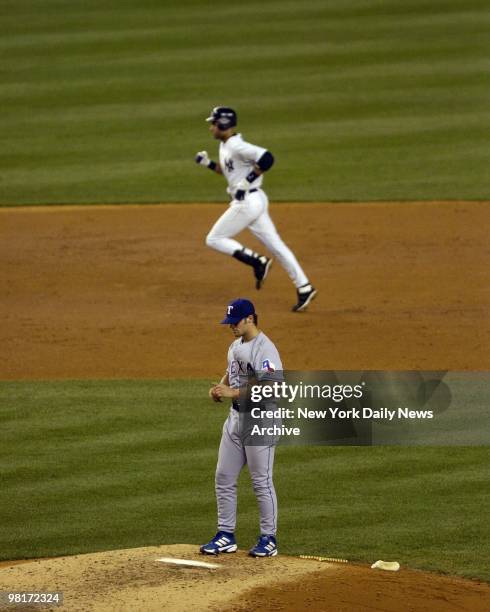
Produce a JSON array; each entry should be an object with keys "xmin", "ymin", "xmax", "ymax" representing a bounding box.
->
[
  {"xmin": 235, "ymin": 151, "xmax": 274, "ymax": 200},
  {"xmin": 249, "ymin": 151, "xmax": 274, "ymax": 180},
  {"xmin": 255, "ymin": 341, "xmax": 283, "ymax": 381}
]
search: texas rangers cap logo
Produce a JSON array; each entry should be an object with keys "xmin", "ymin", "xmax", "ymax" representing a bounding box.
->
[{"xmin": 221, "ymin": 298, "xmax": 255, "ymax": 324}]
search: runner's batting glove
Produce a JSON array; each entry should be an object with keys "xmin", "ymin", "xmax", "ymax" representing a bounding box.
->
[
  {"xmin": 234, "ymin": 178, "xmax": 249, "ymax": 201},
  {"xmin": 195, "ymin": 151, "xmax": 210, "ymax": 166}
]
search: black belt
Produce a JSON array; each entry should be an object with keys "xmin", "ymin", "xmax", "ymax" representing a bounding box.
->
[{"xmin": 232, "ymin": 400, "xmax": 240, "ymax": 411}]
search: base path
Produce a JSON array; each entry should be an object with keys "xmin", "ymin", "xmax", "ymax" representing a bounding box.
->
[
  {"xmin": 0, "ymin": 545, "xmax": 488, "ymax": 611},
  {"xmin": 1, "ymin": 201, "xmax": 488, "ymax": 379}
]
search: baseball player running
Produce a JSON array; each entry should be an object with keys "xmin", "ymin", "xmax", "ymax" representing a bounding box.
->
[
  {"xmin": 195, "ymin": 106, "xmax": 317, "ymax": 312},
  {"xmin": 200, "ymin": 298, "xmax": 282, "ymax": 557}
]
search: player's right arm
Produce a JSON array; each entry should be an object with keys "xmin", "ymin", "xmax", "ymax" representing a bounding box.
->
[
  {"xmin": 209, "ymin": 371, "xmax": 243, "ymax": 402},
  {"xmin": 195, "ymin": 151, "xmax": 223, "ymax": 174},
  {"xmin": 209, "ymin": 372, "xmax": 229, "ymax": 402}
]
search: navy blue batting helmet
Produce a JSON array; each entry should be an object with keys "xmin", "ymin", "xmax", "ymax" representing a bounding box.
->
[{"xmin": 206, "ymin": 106, "xmax": 237, "ymax": 130}]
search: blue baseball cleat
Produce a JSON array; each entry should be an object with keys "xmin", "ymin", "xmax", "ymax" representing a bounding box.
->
[
  {"xmin": 249, "ymin": 535, "xmax": 278, "ymax": 557},
  {"xmin": 200, "ymin": 531, "xmax": 237, "ymax": 555}
]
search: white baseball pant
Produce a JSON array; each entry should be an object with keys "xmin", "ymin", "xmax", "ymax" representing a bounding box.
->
[{"xmin": 205, "ymin": 189, "xmax": 309, "ymax": 288}]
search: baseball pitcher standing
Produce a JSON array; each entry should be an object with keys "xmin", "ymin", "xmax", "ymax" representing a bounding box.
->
[
  {"xmin": 200, "ymin": 298, "xmax": 282, "ymax": 557},
  {"xmin": 195, "ymin": 106, "xmax": 317, "ymax": 312}
]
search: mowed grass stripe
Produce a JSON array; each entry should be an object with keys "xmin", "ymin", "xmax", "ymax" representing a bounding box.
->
[
  {"xmin": 1, "ymin": 0, "xmax": 488, "ymax": 204},
  {"xmin": 0, "ymin": 380, "xmax": 221, "ymax": 557},
  {"xmin": 275, "ymin": 446, "xmax": 489, "ymax": 580},
  {"xmin": 1, "ymin": 2, "xmax": 488, "ymax": 49},
  {"xmin": 0, "ymin": 380, "xmax": 488, "ymax": 580}
]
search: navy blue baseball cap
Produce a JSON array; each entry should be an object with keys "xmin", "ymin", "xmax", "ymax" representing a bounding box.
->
[{"xmin": 221, "ymin": 298, "xmax": 255, "ymax": 324}]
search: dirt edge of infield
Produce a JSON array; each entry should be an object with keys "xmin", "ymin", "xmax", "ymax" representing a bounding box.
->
[{"xmin": 0, "ymin": 545, "xmax": 489, "ymax": 611}]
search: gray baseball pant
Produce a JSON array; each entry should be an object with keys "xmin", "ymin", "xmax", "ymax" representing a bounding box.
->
[{"xmin": 215, "ymin": 408, "xmax": 277, "ymax": 536}]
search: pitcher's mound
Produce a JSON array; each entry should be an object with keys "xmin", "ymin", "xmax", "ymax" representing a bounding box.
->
[{"xmin": 1, "ymin": 544, "xmax": 488, "ymax": 611}]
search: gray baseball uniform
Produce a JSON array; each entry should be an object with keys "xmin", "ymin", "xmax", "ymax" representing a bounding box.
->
[{"xmin": 216, "ymin": 331, "xmax": 283, "ymax": 536}]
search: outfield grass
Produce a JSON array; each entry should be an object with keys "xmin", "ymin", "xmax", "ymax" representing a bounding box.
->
[
  {"xmin": 1, "ymin": 380, "xmax": 488, "ymax": 581},
  {"xmin": 1, "ymin": 0, "xmax": 489, "ymax": 205}
]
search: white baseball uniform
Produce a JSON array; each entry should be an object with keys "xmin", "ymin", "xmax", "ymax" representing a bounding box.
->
[{"xmin": 205, "ymin": 134, "xmax": 309, "ymax": 288}]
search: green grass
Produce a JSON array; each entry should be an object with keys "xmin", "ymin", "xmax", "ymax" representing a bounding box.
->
[
  {"xmin": 1, "ymin": 0, "xmax": 489, "ymax": 205},
  {"xmin": 1, "ymin": 380, "xmax": 488, "ymax": 581}
]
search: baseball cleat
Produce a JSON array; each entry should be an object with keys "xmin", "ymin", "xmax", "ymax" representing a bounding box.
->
[
  {"xmin": 249, "ymin": 535, "xmax": 278, "ymax": 557},
  {"xmin": 255, "ymin": 256, "xmax": 273, "ymax": 290},
  {"xmin": 292, "ymin": 284, "xmax": 317, "ymax": 312},
  {"xmin": 200, "ymin": 531, "xmax": 237, "ymax": 555}
]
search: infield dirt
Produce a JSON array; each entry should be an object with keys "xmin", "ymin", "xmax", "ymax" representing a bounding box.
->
[
  {"xmin": 1, "ymin": 201, "xmax": 488, "ymax": 380},
  {"xmin": 0, "ymin": 545, "xmax": 489, "ymax": 611},
  {"xmin": 0, "ymin": 202, "xmax": 489, "ymax": 610}
]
